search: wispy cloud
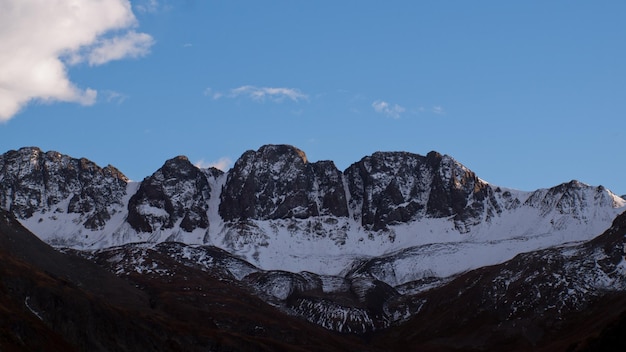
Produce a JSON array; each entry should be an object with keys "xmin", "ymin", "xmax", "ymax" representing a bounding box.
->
[
  {"xmin": 102, "ymin": 90, "xmax": 128, "ymax": 105},
  {"xmin": 0, "ymin": 0, "xmax": 154, "ymax": 122},
  {"xmin": 195, "ymin": 157, "xmax": 233, "ymax": 171},
  {"xmin": 203, "ymin": 88, "xmax": 223, "ymax": 100},
  {"xmin": 431, "ymin": 106, "xmax": 445, "ymax": 115},
  {"xmin": 135, "ymin": 0, "xmax": 160, "ymax": 13},
  {"xmin": 204, "ymin": 85, "xmax": 308, "ymax": 103},
  {"xmin": 83, "ymin": 31, "xmax": 154, "ymax": 66},
  {"xmin": 229, "ymin": 85, "xmax": 308, "ymax": 102},
  {"xmin": 372, "ymin": 100, "xmax": 406, "ymax": 119},
  {"xmin": 412, "ymin": 105, "xmax": 446, "ymax": 116}
]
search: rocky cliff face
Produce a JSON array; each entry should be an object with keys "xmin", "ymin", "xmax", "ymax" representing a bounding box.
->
[
  {"xmin": 344, "ymin": 151, "xmax": 500, "ymax": 232},
  {"xmin": 219, "ymin": 144, "xmax": 347, "ymax": 221},
  {"xmin": 127, "ymin": 155, "xmax": 221, "ymax": 234},
  {"xmin": 0, "ymin": 147, "xmax": 127, "ymax": 230},
  {"xmin": 218, "ymin": 147, "xmax": 504, "ymax": 232}
]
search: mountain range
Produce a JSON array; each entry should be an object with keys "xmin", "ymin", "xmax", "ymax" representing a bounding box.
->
[{"xmin": 1, "ymin": 144, "xmax": 626, "ymax": 350}]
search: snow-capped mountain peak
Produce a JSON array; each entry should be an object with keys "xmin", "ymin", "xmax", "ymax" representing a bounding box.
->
[{"xmin": 1, "ymin": 145, "xmax": 624, "ymax": 280}]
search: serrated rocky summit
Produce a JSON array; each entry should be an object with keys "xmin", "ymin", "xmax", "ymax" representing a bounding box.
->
[
  {"xmin": 344, "ymin": 150, "xmax": 500, "ymax": 232},
  {"xmin": 1, "ymin": 145, "xmax": 624, "ymax": 266},
  {"xmin": 0, "ymin": 147, "xmax": 128, "ymax": 245},
  {"xmin": 127, "ymin": 155, "xmax": 221, "ymax": 236},
  {"xmin": 219, "ymin": 144, "xmax": 348, "ymax": 221}
]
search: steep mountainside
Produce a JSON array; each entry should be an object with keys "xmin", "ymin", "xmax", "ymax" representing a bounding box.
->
[
  {"xmin": 220, "ymin": 144, "xmax": 348, "ymax": 220},
  {"xmin": 127, "ymin": 155, "xmax": 221, "ymax": 237},
  {"xmin": 0, "ymin": 147, "xmax": 127, "ymax": 241},
  {"xmin": 344, "ymin": 150, "xmax": 500, "ymax": 232},
  {"xmin": 1, "ymin": 145, "xmax": 624, "ymax": 277}
]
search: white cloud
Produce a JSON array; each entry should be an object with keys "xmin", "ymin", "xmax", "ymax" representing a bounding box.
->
[
  {"xmin": 135, "ymin": 0, "xmax": 172, "ymax": 13},
  {"xmin": 102, "ymin": 90, "xmax": 128, "ymax": 105},
  {"xmin": 0, "ymin": 0, "xmax": 154, "ymax": 122},
  {"xmin": 85, "ymin": 31, "xmax": 154, "ymax": 66},
  {"xmin": 372, "ymin": 100, "xmax": 406, "ymax": 119},
  {"xmin": 230, "ymin": 85, "xmax": 308, "ymax": 102},
  {"xmin": 203, "ymin": 88, "xmax": 223, "ymax": 100},
  {"xmin": 431, "ymin": 106, "xmax": 445, "ymax": 115},
  {"xmin": 205, "ymin": 85, "xmax": 308, "ymax": 103},
  {"xmin": 135, "ymin": 0, "xmax": 160, "ymax": 13},
  {"xmin": 195, "ymin": 157, "xmax": 233, "ymax": 171}
]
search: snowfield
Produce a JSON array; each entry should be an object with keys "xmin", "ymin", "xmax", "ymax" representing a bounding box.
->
[{"xmin": 18, "ymin": 174, "xmax": 626, "ymax": 288}]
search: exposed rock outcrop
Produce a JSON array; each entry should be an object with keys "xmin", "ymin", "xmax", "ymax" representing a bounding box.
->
[
  {"xmin": 127, "ymin": 155, "xmax": 221, "ymax": 233},
  {"xmin": 0, "ymin": 147, "xmax": 127, "ymax": 230},
  {"xmin": 219, "ymin": 145, "xmax": 348, "ymax": 221}
]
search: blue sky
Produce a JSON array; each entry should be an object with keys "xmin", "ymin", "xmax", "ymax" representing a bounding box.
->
[{"xmin": 1, "ymin": 0, "xmax": 625, "ymax": 195}]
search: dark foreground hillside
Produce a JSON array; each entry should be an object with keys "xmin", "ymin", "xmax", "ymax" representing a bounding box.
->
[{"xmin": 0, "ymin": 209, "xmax": 372, "ymax": 351}]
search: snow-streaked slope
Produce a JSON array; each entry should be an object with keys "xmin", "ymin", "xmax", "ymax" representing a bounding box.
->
[
  {"xmin": 3, "ymin": 145, "xmax": 625, "ymax": 286},
  {"xmin": 208, "ymin": 179, "xmax": 625, "ymax": 277},
  {"xmin": 208, "ymin": 187, "xmax": 624, "ymax": 277},
  {"xmin": 21, "ymin": 179, "xmax": 623, "ymax": 283},
  {"xmin": 20, "ymin": 182, "xmax": 140, "ymax": 247}
]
